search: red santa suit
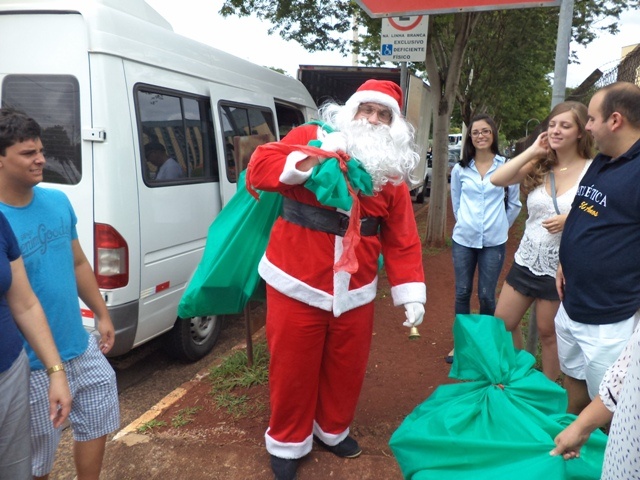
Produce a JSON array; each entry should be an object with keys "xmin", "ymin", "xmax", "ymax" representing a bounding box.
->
[{"xmin": 248, "ymin": 117, "xmax": 425, "ymax": 460}]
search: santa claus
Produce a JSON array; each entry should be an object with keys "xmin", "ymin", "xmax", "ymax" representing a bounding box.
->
[{"xmin": 246, "ymin": 79, "xmax": 427, "ymax": 480}]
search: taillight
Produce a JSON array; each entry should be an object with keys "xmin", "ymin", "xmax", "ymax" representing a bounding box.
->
[{"xmin": 94, "ymin": 223, "xmax": 129, "ymax": 289}]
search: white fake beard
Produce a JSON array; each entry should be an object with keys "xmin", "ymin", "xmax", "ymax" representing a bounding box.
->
[{"xmin": 344, "ymin": 119, "xmax": 407, "ymax": 192}]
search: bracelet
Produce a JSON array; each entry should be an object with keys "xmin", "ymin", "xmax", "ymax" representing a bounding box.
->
[{"xmin": 46, "ymin": 364, "xmax": 65, "ymax": 376}]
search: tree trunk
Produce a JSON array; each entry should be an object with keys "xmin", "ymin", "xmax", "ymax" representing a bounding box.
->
[
  {"xmin": 423, "ymin": 12, "xmax": 481, "ymax": 247},
  {"xmin": 425, "ymin": 99, "xmax": 454, "ymax": 247}
]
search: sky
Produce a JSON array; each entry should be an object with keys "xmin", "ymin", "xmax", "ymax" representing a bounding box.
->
[{"xmin": 145, "ymin": 0, "xmax": 639, "ymax": 88}]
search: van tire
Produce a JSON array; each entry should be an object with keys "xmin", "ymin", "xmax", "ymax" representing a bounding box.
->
[{"xmin": 163, "ymin": 315, "xmax": 222, "ymax": 362}]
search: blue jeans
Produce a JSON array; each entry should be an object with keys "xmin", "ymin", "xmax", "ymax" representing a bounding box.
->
[{"xmin": 452, "ymin": 240, "xmax": 506, "ymax": 315}]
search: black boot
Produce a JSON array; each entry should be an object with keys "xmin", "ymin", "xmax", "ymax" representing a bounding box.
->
[
  {"xmin": 313, "ymin": 435, "xmax": 362, "ymax": 458},
  {"xmin": 270, "ymin": 454, "xmax": 299, "ymax": 480}
]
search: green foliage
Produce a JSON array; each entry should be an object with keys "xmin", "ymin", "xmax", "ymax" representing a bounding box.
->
[
  {"xmin": 219, "ymin": 0, "xmax": 636, "ymax": 244},
  {"xmin": 136, "ymin": 419, "xmax": 167, "ymax": 433},
  {"xmin": 171, "ymin": 406, "xmax": 203, "ymax": 428},
  {"xmin": 208, "ymin": 341, "xmax": 269, "ymax": 391},
  {"xmin": 208, "ymin": 341, "xmax": 269, "ymax": 417},
  {"xmin": 268, "ymin": 66, "xmax": 289, "ymax": 75},
  {"xmin": 220, "ymin": 0, "xmax": 635, "ymax": 142},
  {"xmin": 220, "ymin": 0, "xmax": 359, "ymax": 55},
  {"xmin": 457, "ymin": 9, "xmax": 555, "ymax": 140}
]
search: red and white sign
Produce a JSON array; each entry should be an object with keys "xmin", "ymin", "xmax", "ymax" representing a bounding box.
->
[
  {"xmin": 381, "ymin": 16, "xmax": 429, "ymax": 63},
  {"xmin": 356, "ymin": 0, "xmax": 561, "ymax": 18}
]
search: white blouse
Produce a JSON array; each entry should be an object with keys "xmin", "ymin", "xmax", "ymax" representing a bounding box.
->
[
  {"xmin": 600, "ymin": 320, "xmax": 640, "ymax": 479},
  {"xmin": 513, "ymin": 161, "xmax": 591, "ymax": 277}
]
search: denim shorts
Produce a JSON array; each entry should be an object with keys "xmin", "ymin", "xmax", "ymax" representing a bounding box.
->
[
  {"xmin": 29, "ymin": 336, "xmax": 120, "ymax": 476},
  {"xmin": 505, "ymin": 262, "xmax": 559, "ymax": 301}
]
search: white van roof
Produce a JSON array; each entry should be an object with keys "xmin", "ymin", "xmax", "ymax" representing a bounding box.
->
[{"xmin": 2, "ymin": 0, "xmax": 315, "ymax": 107}]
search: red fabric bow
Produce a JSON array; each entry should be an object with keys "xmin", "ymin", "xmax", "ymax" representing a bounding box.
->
[{"xmin": 246, "ymin": 143, "xmax": 362, "ymax": 274}]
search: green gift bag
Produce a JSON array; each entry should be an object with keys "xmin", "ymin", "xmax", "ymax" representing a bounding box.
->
[
  {"xmin": 177, "ymin": 170, "xmax": 282, "ymax": 317},
  {"xmin": 389, "ymin": 314, "xmax": 607, "ymax": 480}
]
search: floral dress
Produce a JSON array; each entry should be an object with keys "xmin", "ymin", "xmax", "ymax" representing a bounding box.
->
[{"xmin": 599, "ymin": 320, "xmax": 640, "ymax": 479}]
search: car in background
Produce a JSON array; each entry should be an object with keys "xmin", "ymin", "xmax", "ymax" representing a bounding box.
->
[
  {"xmin": 448, "ymin": 133, "xmax": 463, "ymax": 148},
  {"xmin": 447, "ymin": 146, "xmax": 460, "ymax": 181},
  {"xmin": 415, "ymin": 149, "xmax": 433, "ymax": 203}
]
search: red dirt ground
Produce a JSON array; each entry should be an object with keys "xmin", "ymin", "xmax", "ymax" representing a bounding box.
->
[{"xmin": 107, "ymin": 202, "xmax": 524, "ymax": 479}]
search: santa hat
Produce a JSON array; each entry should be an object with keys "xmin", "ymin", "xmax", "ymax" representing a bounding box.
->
[{"xmin": 345, "ymin": 79, "xmax": 403, "ymax": 120}]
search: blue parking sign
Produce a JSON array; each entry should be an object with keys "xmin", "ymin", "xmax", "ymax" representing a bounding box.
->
[{"xmin": 382, "ymin": 44, "xmax": 394, "ymax": 56}]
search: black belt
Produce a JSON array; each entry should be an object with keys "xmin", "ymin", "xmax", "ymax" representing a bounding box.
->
[{"xmin": 281, "ymin": 197, "xmax": 381, "ymax": 237}]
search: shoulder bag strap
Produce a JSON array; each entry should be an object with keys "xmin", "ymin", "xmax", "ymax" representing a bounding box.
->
[{"xmin": 549, "ymin": 171, "xmax": 561, "ymax": 215}]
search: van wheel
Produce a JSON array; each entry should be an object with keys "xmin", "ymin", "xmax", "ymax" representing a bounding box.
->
[{"xmin": 163, "ymin": 315, "xmax": 222, "ymax": 362}]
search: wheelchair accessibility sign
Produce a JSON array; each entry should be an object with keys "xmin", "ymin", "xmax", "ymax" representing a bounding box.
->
[{"xmin": 380, "ymin": 15, "xmax": 428, "ymax": 62}]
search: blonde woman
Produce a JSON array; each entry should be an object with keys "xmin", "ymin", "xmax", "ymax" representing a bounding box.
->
[{"xmin": 491, "ymin": 101, "xmax": 594, "ymax": 380}]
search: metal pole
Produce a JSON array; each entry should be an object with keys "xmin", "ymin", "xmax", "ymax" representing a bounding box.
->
[
  {"xmin": 400, "ymin": 61, "xmax": 408, "ymax": 116},
  {"xmin": 551, "ymin": 0, "xmax": 575, "ymax": 108},
  {"xmin": 526, "ymin": 118, "xmax": 540, "ymax": 137}
]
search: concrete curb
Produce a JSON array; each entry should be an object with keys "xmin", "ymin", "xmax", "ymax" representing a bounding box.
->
[{"xmin": 112, "ymin": 325, "xmax": 267, "ymax": 442}]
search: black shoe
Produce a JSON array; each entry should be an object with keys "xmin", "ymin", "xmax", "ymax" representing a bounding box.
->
[
  {"xmin": 445, "ymin": 349, "xmax": 454, "ymax": 364},
  {"xmin": 313, "ymin": 435, "xmax": 362, "ymax": 458},
  {"xmin": 270, "ymin": 455, "xmax": 299, "ymax": 480}
]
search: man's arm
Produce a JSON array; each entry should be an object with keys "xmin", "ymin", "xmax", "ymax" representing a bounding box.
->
[
  {"xmin": 555, "ymin": 263, "xmax": 565, "ymax": 301},
  {"xmin": 72, "ymin": 239, "xmax": 115, "ymax": 354}
]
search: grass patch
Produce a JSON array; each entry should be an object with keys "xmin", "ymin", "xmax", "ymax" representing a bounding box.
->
[
  {"xmin": 208, "ymin": 341, "xmax": 269, "ymax": 417},
  {"xmin": 422, "ymin": 236, "xmax": 452, "ymax": 256},
  {"xmin": 375, "ymin": 286, "xmax": 391, "ymax": 300},
  {"xmin": 137, "ymin": 419, "xmax": 167, "ymax": 433},
  {"xmin": 213, "ymin": 392, "xmax": 253, "ymax": 418},
  {"xmin": 171, "ymin": 406, "xmax": 203, "ymax": 428}
]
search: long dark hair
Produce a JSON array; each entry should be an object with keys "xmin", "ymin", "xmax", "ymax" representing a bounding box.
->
[{"xmin": 460, "ymin": 114, "xmax": 500, "ymax": 168}]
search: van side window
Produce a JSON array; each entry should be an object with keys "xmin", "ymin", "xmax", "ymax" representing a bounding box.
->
[
  {"xmin": 219, "ymin": 103, "xmax": 276, "ymax": 183},
  {"xmin": 136, "ymin": 87, "xmax": 218, "ymax": 185},
  {"xmin": 2, "ymin": 74, "xmax": 81, "ymax": 185},
  {"xmin": 275, "ymin": 103, "xmax": 305, "ymax": 138}
]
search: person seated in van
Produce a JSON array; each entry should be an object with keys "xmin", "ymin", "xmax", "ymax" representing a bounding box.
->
[{"xmin": 144, "ymin": 141, "xmax": 184, "ymax": 180}]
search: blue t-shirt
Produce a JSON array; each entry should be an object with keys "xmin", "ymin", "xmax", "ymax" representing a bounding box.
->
[
  {"xmin": 0, "ymin": 211, "xmax": 23, "ymax": 373},
  {"xmin": 559, "ymin": 138, "xmax": 640, "ymax": 324},
  {"xmin": 0, "ymin": 187, "xmax": 89, "ymax": 370}
]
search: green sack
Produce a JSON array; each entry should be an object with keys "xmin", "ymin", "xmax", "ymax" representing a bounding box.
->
[
  {"xmin": 304, "ymin": 156, "xmax": 374, "ymax": 211},
  {"xmin": 177, "ymin": 170, "xmax": 282, "ymax": 318},
  {"xmin": 389, "ymin": 314, "xmax": 607, "ymax": 480}
]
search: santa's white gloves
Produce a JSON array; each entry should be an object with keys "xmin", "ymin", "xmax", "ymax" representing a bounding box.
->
[
  {"xmin": 403, "ymin": 302, "xmax": 425, "ymax": 328},
  {"xmin": 319, "ymin": 132, "xmax": 348, "ymax": 162}
]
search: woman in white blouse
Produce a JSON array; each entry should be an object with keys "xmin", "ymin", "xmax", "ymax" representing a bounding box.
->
[{"xmin": 491, "ymin": 101, "xmax": 593, "ymax": 380}]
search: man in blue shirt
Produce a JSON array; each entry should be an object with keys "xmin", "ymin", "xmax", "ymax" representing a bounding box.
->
[
  {"xmin": 0, "ymin": 108, "xmax": 119, "ymax": 480},
  {"xmin": 556, "ymin": 82, "xmax": 640, "ymax": 414}
]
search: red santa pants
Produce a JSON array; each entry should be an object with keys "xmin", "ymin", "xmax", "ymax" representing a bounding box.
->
[{"xmin": 265, "ymin": 285, "xmax": 374, "ymax": 459}]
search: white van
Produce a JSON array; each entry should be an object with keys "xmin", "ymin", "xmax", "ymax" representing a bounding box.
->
[{"xmin": 0, "ymin": 0, "xmax": 317, "ymax": 360}]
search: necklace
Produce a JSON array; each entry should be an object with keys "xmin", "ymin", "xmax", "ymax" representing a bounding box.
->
[{"xmin": 557, "ymin": 167, "xmax": 568, "ymax": 172}]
